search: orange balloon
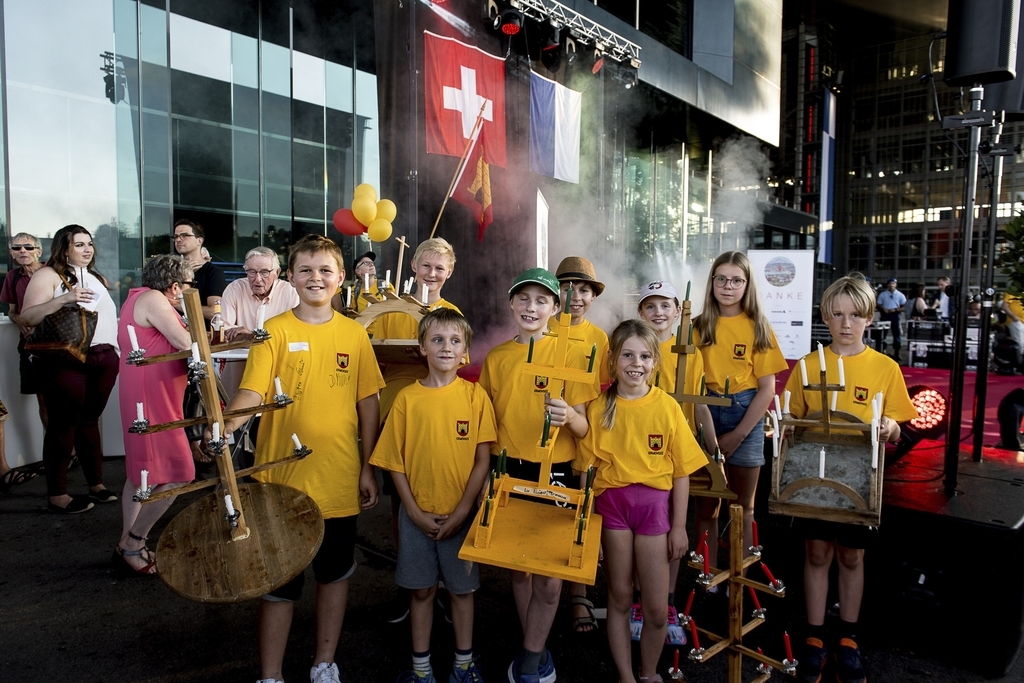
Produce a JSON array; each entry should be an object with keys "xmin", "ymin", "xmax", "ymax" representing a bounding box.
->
[
  {"xmin": 351, "ymin": 195, "xmax": 377, "ymax": 226},
  {"xmin": 367, "ymin": 219, "xmax": 393, "ymax": 243},
  {"xmin": 375, "ymin": 199, "xmax": 397, "ymax": 223}
]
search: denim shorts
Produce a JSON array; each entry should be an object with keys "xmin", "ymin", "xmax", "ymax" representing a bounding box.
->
[
  {"xmin": 396, "ymin": 504, "xmax": 480, "ymax": 595},
  {"xmin": 708, "ymin": 387, "xmax": 765, "ymax": 468}
]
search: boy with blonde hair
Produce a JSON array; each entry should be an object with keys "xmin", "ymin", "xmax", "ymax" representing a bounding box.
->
[
  {"xmin": 220, "ymin": 235, "xmax": 385, "ymax": 683},
  {"xmin": 785, "ymin": 274, "xmax": 917, "ymax": 683},
  {"xmin": 372, "ymin": 308, "xmax": 496, "ymax": 683}
]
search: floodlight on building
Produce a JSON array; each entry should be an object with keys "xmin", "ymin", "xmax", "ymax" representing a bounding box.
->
[{"xmin": 500, "ymin": 7, "xmax": 524, "ymax": 35}]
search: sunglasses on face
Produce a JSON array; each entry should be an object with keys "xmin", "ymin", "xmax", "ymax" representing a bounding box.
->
[{"xmin": 10, "ymin": 244, "xmax": 39, "ymax": 251}]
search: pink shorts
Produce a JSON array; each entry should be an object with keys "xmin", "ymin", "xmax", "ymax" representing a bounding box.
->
[{"xmin": 595, "ymin": 484, "xmax": 671, "ymax": 536}]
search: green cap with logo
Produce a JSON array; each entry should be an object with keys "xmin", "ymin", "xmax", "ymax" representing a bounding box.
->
[{"xmin": 508, "ymin": 267, "xmax": 561, "ymax": 300}]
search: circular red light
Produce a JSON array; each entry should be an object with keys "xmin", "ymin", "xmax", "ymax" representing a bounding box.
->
[{"xmin": 501, "ymin": 23, "xmax": 520, "ymax": 35}]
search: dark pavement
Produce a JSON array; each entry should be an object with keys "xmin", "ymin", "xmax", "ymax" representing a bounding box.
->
[{"xmin": 3, "ymin": 458, "xmax": 1023, "ymax": 683}]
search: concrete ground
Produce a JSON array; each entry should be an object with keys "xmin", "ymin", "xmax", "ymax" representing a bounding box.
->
[{"xmin": 3, "ymin": 458, "xmax": 1023, "ymax": 683}]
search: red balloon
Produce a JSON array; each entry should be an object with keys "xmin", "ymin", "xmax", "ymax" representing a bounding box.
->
[{"xmin": 332, "ymin": 208, "xmax": 365, "ymax": 236}]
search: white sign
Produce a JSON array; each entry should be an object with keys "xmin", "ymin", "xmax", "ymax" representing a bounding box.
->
[
  {"xmin": 536, "ymin": 189, "xmax": 549, "ymax": 269},
  {"xmin": 747, "ymin": 250, "xmax": 814, "ymax": 360}
]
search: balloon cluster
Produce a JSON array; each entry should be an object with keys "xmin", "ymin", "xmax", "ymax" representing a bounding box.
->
[{"xmin": 332, "ymin": 184, "xmax": 397, "ymax": 243}]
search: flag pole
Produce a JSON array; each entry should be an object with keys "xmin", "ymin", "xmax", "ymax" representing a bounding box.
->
[{"xmin": 430, "ymin": 101, "xmax": 488, "ymax": 239}]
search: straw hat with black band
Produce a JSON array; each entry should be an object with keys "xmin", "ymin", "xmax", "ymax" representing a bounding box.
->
[{"xmin": 554, "ymin": 256, "xmax": 605, "ymax": 297}]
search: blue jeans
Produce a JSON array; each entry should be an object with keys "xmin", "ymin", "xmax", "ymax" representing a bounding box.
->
[{"xmin": 707, "ymin": 387, "xmax": 764, "ymax": 467}]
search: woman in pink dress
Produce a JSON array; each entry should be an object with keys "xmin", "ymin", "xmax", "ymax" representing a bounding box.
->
[{"xmin": 114, "ymin": 255, "xmax": 195, "ymax": 575}]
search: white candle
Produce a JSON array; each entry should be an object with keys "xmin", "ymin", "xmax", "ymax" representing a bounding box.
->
[
  {"xmin": 830, "ymin": 391, "xmax": 838, "ymax": 412},
  {"xmin": 875, "ymin": 392, "xmax": 884, "ymax": 419},
  {"xmin": 291, "ymin": 433, "xmax": 302, "ymax": 450},
  {"xmin": 364, "ymin": 273, "xmax": 370, "ymax": 292},
  {"xmin": 191, "ymin": 342, "xmax": 200, "ymax": 362},
  {"xmin": 800, "ymin": 358, "xmax": 808, "ymax": 386},
  {"xmin": 774, "ymin": 394, "xmax": 782, "ymax": 418},
  {"xmin": 419, "ymin": 283, "xmax": 428, "ymax": 305},
  {"xmin": 225, "ymin": 494, "xmax": 235, "ymax": 516},
  {"xmin": 346, "ymin": 286, "xmax": 352, "ymax": 307},
  {"xmin": 127, "ymin": 325, "xmax": 140, "ymax": 351},
  {"xmin": 783, "ymin": 390, "xmax": 791, "ymax": 414},
  {"xmin": 817, "ymin": 342, "xmax": 826, "ymax": 373},
  {"xmin": 275, "ymin": 377, "xmax": 283, "ymax": 396},
  {"xmin": 771, "ymin": 411, "xmax": 780, "ymax": 459},
  {"xmin": 136, "ymin": 402, "xmax": 144, "ymax": 421},
  {"xmin": 403, "ymin": 278, "xmax": 411, "ymax": 295},
  {"xmin": 871, "ymin": 417, "xmax": 880, "ymax": 469},
  {"xmin": 837, "ymin": 356, "xmax": 846, "ymax": 387},
  {"xmin": 257, "ymin": 303, "xmax": 267, "ymax": 330},
  {"xmin": 385, "ymin": 269, "xmax": 391, "ymax": 287},
  {"xmin": 819, "ymin": 448, "xmax": 826, "ymax": 479},
  {"xmin": 212, "ymin": 422, "xmax": 220, "ymax": 441},
  {"xmin": 140, "ymin": 469, "xmax": 148, "ymax": 489},
  {"xmin": 871, "ymin": 393, "xmax": 880, "ymax": 421}
]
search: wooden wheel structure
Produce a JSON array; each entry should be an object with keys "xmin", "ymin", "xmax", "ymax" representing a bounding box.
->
[{"xmin": 130, "ymin": 287, "xmax": 323, "ymax": 603}]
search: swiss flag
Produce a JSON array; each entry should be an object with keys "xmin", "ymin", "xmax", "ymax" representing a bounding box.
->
[{"xmin": 424, "ymin": 31, "xmax": 506, "ymax": 168}]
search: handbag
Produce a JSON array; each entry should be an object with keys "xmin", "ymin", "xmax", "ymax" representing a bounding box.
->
[{"xmin": 24, "ymin": 270, "xmax": 98, "ymax": 363}]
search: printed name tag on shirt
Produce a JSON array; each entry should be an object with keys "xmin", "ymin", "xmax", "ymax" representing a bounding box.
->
[{"xmin": 289, "ymin": 342, "xmax": 309, "ymax": 352}]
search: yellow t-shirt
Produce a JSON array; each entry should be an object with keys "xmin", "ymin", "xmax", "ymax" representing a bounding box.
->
[
  {"xmin": 240, "ymin": 310, "xmax": 386, "ymax": 518},
  {"xmin": 375, "ymin": 298, "xmax": 462, "ymax": 420},
  {"xmin": 578, "ymin": 387, "xmax": 707, "ymax": 495},
  {"xmin": 656, "ymin": 337, "xmax": 705, "ymax": 432},
  {"xmin": 695, "ymin": 314, "xmax": 788, "ymax": 393},
  {"xmin": 784, "ymin": 346, "xmax": 918, "ymax": 429},
  {"xmin": 1006, "ymin": 295, "xmax": 1024, "ymax": 322},
  {"xmin": 479, "ymin": 335, "xmax": 600, "ymax": 463},
  {"xmin": 371, "ymin": 378, "xmax": 497, "ymax": 515}
]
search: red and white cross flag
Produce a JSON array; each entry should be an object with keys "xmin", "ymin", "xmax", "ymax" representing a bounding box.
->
[{"xmin": 423, "ymin": 31, "xmax": 507, "ymax": 168}]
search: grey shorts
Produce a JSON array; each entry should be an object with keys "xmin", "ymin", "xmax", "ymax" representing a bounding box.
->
[
  {"xmin": 396, "ymin": 503, "xmax": 480, "ymax": 595},
  {"xmin": 708, "ymin": 387, "xmax": 766, "ymax": 468}
]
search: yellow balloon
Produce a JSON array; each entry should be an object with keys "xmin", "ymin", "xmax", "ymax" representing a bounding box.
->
[
  {"xmin": 351, "ymin": 195, "xmax": 377, "ymax": 226},
  {"xmin": 353, "ymin": 183, "xmax": 377, "ymax": 202},
  {"xmin": 375, "ymin": 198, "xmax": 397, "ymax": 223},
  {"xmin": 367, "ymin": 219, "xmax": 393, "ymax": 243}
]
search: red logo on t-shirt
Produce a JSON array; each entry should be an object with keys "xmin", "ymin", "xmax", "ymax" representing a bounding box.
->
[
  {"xmin": 456, "ymin": 420, "xmax": 470, "ymax": 436},
  {"xmin": 535, "ymin": 376, "xmax": 549, "ymax": 390},
  {"xmin": 648, "ymin": 434, "xmax": 664, "ymax": 451},
  {"xmin": 337, "ymin": 353, "xmax": 349, "ymax": 369},
  {"xmin": 854, "ymin": 386, "xmax": 869, "ymax": 402},
  {"xmin": 733, "ymin": 344, "xmax": 747, "ymax": 358}
]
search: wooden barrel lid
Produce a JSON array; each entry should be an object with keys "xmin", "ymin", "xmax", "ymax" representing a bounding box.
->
[{"xmin": 156, "ymin": 482, "xmax": 323, "ymax": 603}]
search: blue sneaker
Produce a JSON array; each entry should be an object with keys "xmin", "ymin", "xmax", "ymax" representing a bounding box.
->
[
  {"xmin": 507, "ymin": 651, "xmax": 556, "ymax": 683},
  {"xmin": 398, "ymin": 670, "xmax": 437, "ymax": 683},
  {"xmin": 834, "ymin": 638, "xmax": 866, "ymax": 683},
  {"xmin": 450, "ymin": 660, "xmax": 485, "ymax": 683}
]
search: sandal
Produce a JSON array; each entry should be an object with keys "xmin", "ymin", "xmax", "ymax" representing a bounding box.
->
[
  {"xmin": 571, "ymin": 595, "xmax": 598, "ymax": 634},
  {"xmin": 112, "ymin": 531, "xmax": 157, "ymax": 576},
  {"xmin": 0, "ymin": 467, "xmax": 38, "ymax": 492}
]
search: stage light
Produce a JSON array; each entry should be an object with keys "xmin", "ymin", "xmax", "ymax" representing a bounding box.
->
[
  {"xmin": 996, "ymin": 388, "xmax": 1024, "ymax": 451},
  {"xmin": 592, "ymin": 50, "xmax": 605, "ymax": 74},
  {"xmin": 500, "ymin": 8, "xmax": 523, "ymax": 35},
  {"xmin": 542, "ymin": 23, "xmax": 560, "ymax": 51},
  {"xmin": 564, "ymin": 36, "xmax": 578, "ymax": 64},
  {"xmin": 891, "ymin": 385, "xmax": 948, "ymax": 462}
]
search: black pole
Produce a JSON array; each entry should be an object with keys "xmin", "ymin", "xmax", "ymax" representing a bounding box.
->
[
  {"xmin": 971, "ymin": 114, "xmax": 1004, "ymax": 462},
  {"xmin": 944, "ymin": 85, "xmax": 984, "ymax": 496}
]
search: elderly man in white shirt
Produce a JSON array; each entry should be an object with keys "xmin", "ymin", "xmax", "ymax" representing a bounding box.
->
[{"xmin": 219, "ymin": 246, "xmax": 299, "ymax": 396}]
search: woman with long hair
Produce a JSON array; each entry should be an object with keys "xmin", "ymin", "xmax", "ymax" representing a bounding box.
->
[{"xmin": 21, "ymin": 225, "xmax": 120, "ymax": 513}]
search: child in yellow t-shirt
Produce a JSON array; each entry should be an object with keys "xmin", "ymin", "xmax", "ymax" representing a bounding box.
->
[
  {"xmin": 636, "ymin": 279, "xmax": 718, "ymax": 644},
  {"xmin": 578, "ymin": 319, "xmax": 706, "ymax": 683},
  {"xmin": 371, "ymin": 309, "xmax": 496, "ymax": 683},
  {"xmin": 692, "ymin": 252, "xmax": 788, "ymax": 569},
  {"xmin": 221, "ymin": 235, "xmax": 385, "ymax": 683},
  {"xmin": 784, "ymin": 274, "xmax": 917, "ymax": 683},
  {"xmin": 478, "ymin": 267, "xmax": 598, "ymax": 683}
]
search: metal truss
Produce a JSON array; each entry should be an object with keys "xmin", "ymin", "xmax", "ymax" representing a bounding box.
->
[{"xmin": 510, "ymin": 0, "xmax": 642, "ymax": 67}]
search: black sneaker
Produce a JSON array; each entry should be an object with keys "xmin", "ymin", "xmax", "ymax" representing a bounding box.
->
[
  {"xmin": 796, "ymin": 636, "xmax": 828, "ymax": 683},
  {"xmin": 47, "ymin": 495, "xmax": 95, "ymax": 514},
  {"xmin": 385, "ymin": 588, "xmax": 410, "ymax": 624},
  {"xmin": 834, "ymin": 638, "xmax": 866, "ymax": 683},
  {"xmin": 89, "ymin": 487, "xmax": 118, "ymax": 504}
]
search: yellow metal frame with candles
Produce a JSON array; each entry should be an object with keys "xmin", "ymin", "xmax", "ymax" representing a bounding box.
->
[
  {"xmin": 664, "ymin": 281, "xmax": 737, "ymax": 501},
  {"xmin": 128, "ymin": 288, "xmax": 323, "ymax": 603},
  {"xmin": 457, "ymin": 289, "xmax": 603, "ymax": 584},
  {"xmin": 769, "ymin": 348, "xmax": 886, "ymax": 526}
]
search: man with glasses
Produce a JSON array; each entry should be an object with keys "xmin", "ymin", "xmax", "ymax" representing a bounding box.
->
[
  {"xmin": 172, "ymin": 219, "xmax": 225, "ymax": 327},
  {"xmin": 219, "ymin": 247, "xmax": 299, "ymax": 397},
  {"xmin": 1, "ymin": 233, "xmax": 49, "ymax": 430}
]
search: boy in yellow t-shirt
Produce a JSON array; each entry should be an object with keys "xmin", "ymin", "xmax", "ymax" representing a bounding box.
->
[
  {"xmin": 554, "ymin": 256, "xmax": 611, "ymax": 388},
  {"xmin": 221, "ymin": 235, "xmax": 385, "ymax": 683},
  {"xmin": 371, "ymin": 308, "xmax": 496, "ymax": 683},
  {"xmin": 784, "ymin": 274, "xmax": 917, "ymax": 683},
  {"xmin": 478, "ymin": 267, "xmax": 598, "ymax": 683}
]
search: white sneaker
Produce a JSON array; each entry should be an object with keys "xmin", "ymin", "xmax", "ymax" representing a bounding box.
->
[
  {"xmin": 257, "ymin": 679, "xmax": 284, "ymax": 683},
  {"xmin": 310, "ymin": 662, "xmax": 341, "ymax": 683}
]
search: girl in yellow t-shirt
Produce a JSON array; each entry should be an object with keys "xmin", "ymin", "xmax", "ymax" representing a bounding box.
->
[
  {"xmin": 579, "ymin": 320, "xmax": 706, "ymax": 683},
  {"xmin": 692, "ymin": 251, "xmax": 788, "ymax": 569}
]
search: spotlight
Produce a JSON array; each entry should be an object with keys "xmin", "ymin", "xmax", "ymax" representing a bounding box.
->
[
  {"xmin": 542, "ymin": 24, "xmax": 560, "ymax": 51},
  {"xmin": 500, "ymin": 8, "xmax": 523, "ymax": 35},
  {"xmin": 564, "ymin": 36, "xmax": 578, "ymax": 64},
  {"xmin": 996, "ymin": 388, "xmax": 1024, "ymax": 451},
  {"xmin": 592, "ymin": 50, "xmax": 605, "ymax": 74},
  {"xmin": 891, "ymin": 385, "xmax": 948, "ymax": 462}
]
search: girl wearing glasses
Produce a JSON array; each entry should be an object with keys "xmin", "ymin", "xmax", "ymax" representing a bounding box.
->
[{"xmin": 692, "ymin": 251, "xmax": 787, "ymax": 569}]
